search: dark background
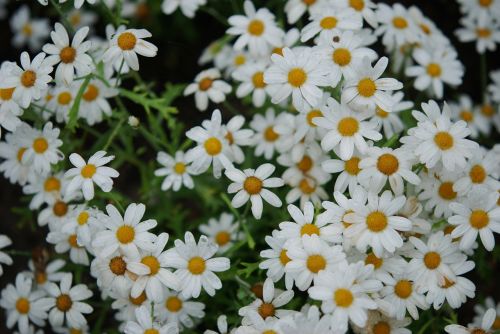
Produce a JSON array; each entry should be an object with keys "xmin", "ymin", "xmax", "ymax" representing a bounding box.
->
[{"xmin": 1, "ymin": 0, "xmax": 499, "ymax": 333}]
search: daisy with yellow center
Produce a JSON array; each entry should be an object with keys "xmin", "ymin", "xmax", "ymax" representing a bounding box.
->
[
  {"xmin": 449, "ymin": 191, "xmax": 500, "ymax": 251},
  {"xmin": 184, "ymin": 68, "xmax": 232, "ymax": 111},
  {"xmin": 64, "ymin": 151, "xmax": 119, "ymax": 201},
  {"xmin": 456, "ymin": 16, "xmax": 500, "ymax": 54},
  {"xmin": 92, "ymin": 203, "xmax": 158, "ymax": 260},
  {"xmin": 225, "ymin": 163, "xmax": 284, "ymax": 219},
  {"xmin": 259, "ymin": 231, "xmax": 296, "ymax": 290},
  {"xmin": 155, "ymin": 150, "xmax": 195, "ymax": 192},
  {"xmin": 342, "ymin": 56, "xmax": 403, "ymax": 113},
  {"xmin": 308, "ymin": 262, "xmax": 380, "ymax": 332},
  {"xmin": 344, "ymin": 190, "xmax": 412, "ymax": 257},
  {"xmin": 163, "ymin": 232, "xmax": 230, "ymax": 298},
  {"xmin": 222, "ymin": 114, "xmax": 254, "ymax": 165},
  {"xmin": 285, "ymin": 234, "xmax": 346, "ymax": 291},
  {"xmin": 375, "ymin": 3, "xmax": 420, "ymax": 48},
  {"xmin": 233, "ymin": 61, "xmax": 273, "ymax": 108},
  {"xmin": 454, "ymin": 150, "xmax": 498, "ymax": 194},
  {"xmin": 199, "ymin": 212, "xmax": 243, "ymax": 253},
  {"xmin": 301, "ymin": 7, "xmax": 362, "ymax": 42},
  {"xmin": 124, "ymin": 305, "xmax": 179, "ymax": 334}
]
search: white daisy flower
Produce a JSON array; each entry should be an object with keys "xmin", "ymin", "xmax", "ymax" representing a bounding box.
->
[
  {"xmin": 445, "ymin": 308, "xmax": 497, "ymax": 334},
  {"xmin": 0, "ymin": 52, "xmax": 53, "ymax": 108},
  {"xmin": 78, "ymin": 77, "xmax": 118, "ymax": 125},
  {"xmin": 239, "ymin": 278, "xmax": 294, "ymax": 323},
  {"xmin": 37, "ymin": 191, "xmax": 80, "ymax": 232},
  {"xmin": 102, "ymin": 26, "xmax": 158, "ymax": 71},
  {"xmin": 313, "ymin": 97, "xmax": 382, "ymax": 160},
  {"xmin": 449, "ymin": 95, "xmax": 488, "ymax": 138},
  {"xmin": 184, "ymin": 68, "xmax": 232, "ymax": 111},
  {"xmin": 301, "ymin": 5, "xmax": 362, "ymax": 43},
  {"xmin": 22, "ymin": 172, "xmax": 65, "ymax": 210},
  {"xmin": 321, "ymin": 147, "xmax": 364, "ymax": 195},
  {"xmin": 155, "ymin": 290, "xmax": 205, "ymax": 329},
  {"xmin": 456, "ymin": 15, "xmax": 500, "ymax": 54},
  {"xmin": 185, "ymin": 109, "xmax": 233, "ymax": 178},
  {"xmin": 407, "ymin": 231, "xmax": 467, "ymax": 290},
  {"xmin": 370, "ymin": 91, "xmax": 411, "ymax": 139},
  {"xmin": 26, "ymin": 259, "xmax": 66, "ymax": 290},
  {"xmin": 449, "ymin": 190, "xmax": 500, "ymax": 251},
  {"xmin": 472, "ymin": 297, "xmax": 500, "ymax": 329},
  {"xmin": 278, "ymin": 144, "xmax": 330, "ymax": 185},
  {"xmin": 277, "ymin": 202, "xmax": 342, "ymax": 245},
  {"xmin": 315, "ymin": 30, "xmax": 377, "ymax": 88},
  {"xmin": 199, "ymin": 212, "xmax": 243, "ymax": 253},
  {"xmin": 65, "ymin": 151, "xmax": 119, "ymax": 201},
  {"xmin": 375, "ymin": 3, "xmax": 421, "ymax": 50},
  {"xmin": 359, "ymin": 311, "xmax": 412, "ymax": 334},
  {"xmin": 163, "ymin": 232, "xmax": 230, "ymax": 298},
  {"xmin": 10, "ymin": 6, "xmax": 50, "ymax": 52},
  {"xmin": 380, "ymin": 264, "xmax": 429, "ymax": 320},
  {"xmin": 61, "ymin": 206, "xmax": 101, "ymax": 248},
  {"xmin": 284, "ymin": 0, "xmax": 327, "ymax": 24},
  {"xmin": 401, "ymin": 100, "xmax": 478, "ymax": 172},
  {"xmin": 269, "ymin": 27, "xmax": 300, "ymax": 58},
  {"xmin": 0, "ymin": 273, "xmax": 52, "ymax": 333},
  {"xmin": 90, "ymin": 250, "xmax": 133, "ymax": 296},
  {"xmin": 344, "ymin": 190, "xmax": 412, "ymax": 257},
  {"xmin": 0, "ymin": 125, "xmax": 37, "ymax": 185},
  {"xmin": 342, "ymin": 56, "xmax": 403, "ymax": 112},
  {"xmin": 127, "ymin": 233, "xmax": 180, "ymax": 303},
  {"xmin": 405, "ymin": 48, "xmax": 464, "ymax": 99},
  {"xmin": 46, "ymin": 83, "xmax": 78, "ymax": 123},
  {"xmin": 232, "ymin": 61, "xmax": 273, "ymax": 108},
  {"xmin": 308, "ymin": 262, "xmax": 380, "ymax": 332},
  {"xmin": 489, "ymin": 70, "xmax": 500, "ymax": 103},
  {"xmin": 125, "ymin": 305, "xmax": 178, "ymax": 334},
  {"xmin": 223, "ymin": 115, "xmax": 254, "ymax": 164},
  {"xmin": 225, "ymin": 163, "xmax": 284, "ymax": 219},
  {"xmin": 19, "ymin": 122, "xmax": 63, "ymax": 176},
  {"xmin": 0, "ymin": 69, "xmax": 23, "ymax": 133},
  {"xmin": 417, "ymin": 169, "xmax": 462, "ymax": 218},
  {"xmin": 358, "ymin": 146, "xmax": 420, "ymax": 195},
  {"xmin": 92, "ymin": 203, "xmax": 157, "ymax": 259},
  {"xmin": 475, "ymin": 102, "xmax": 497, "ymax": 136},
  {"xmin": 280, "ymin": 305, "xmax": 330, "ymax": 334},
  {"xmin": 285, "ymin": 175, "xmax": 328, "ymax": 208},
  {"xmin": 234, "ymin": 312, "xmax": 291, "ymax": 334},
  {"xmin": 259, "ymin": 230, "xmax": 295, "ymax": 290},
  {"xmin": 0, "ymin": 235, "xmax": 13, "ymax": 276},
  {"xmin": 46, "ymin": 225, "xmax": 90, "ymax": 265},
  {"xmin": 285, "ymin": 234, "xmax": 346, "ymax": 291},
  {"xmin": 249, "ymin": 108, "xmax": 291, "ymax": 160},
  {"xmin": 45, "ymin": 273, "xmax": 93, "ymax": 329},
  {"xmin": 43, "ymin": 23, "xmax": 93, "ymax": 85},
  {"xmin": 453, "ymin": 149, "xmax": 499, "ymax": 194},
  {"xmin": 161, "ymin": 0, "xmax": 206, "ymax": 18},
  {"xmin": 264, "ymin": 47, "xmax": 329, "ymax": 112},
  {"xmin": 155, "ymin": 150, "xmax": 195, "ymax": 192},
  {"xmin": 345, "ymin": 0, "xmax": 379, "ymax": 28},
  {"xmin": 227, "ymin": 0, "xmax": 284, "ymax": 56}
]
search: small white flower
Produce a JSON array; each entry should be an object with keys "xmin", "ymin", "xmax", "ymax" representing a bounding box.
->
[
  {"xmin": 199, "ymin": 213, "xmax": 243, "ymax": 253},
  {"xmin": 456, "ymin": 15, "xmax": 500, "ymax": 54},
  {"xmin": 78, "ymin": 77, "xmax": 118, "ymax": 125},
  {"xmin": 161, "ymin": 0, "xmax": 206, "ymax": 18},
  {"xmin": 155, "ymin": 290, "xmax": 205, "ymax": 330},
  {"xmin": 445, "ymin": 308, "xmax": 497, "ymax": 334},
  {"xmin": 103, "ymin": 26, "xmax": 158, "ymax": 71},
  {"xmin": 155, "ymin": 150, "xmax": 195, "ymax": 191},
  {"xmin": 259, "ymin": 230, "xmax": 295, "ymax": 290},
  {"xmin": 375, "ymin": 3, "xmax": 421, "ymax": 50},
  {"xmin": 43, "ymin": 23, "xmax": 94, "ymax": 85},
  {"xmin": 10, "ymin": 6, "xmax": 50, "ymax": 52},
  {"xmin": 184, "ymin": 68, "xmax": 232, "ymax": 111},
  {"xmin": 125, "ymin": 305, "xmax": 178, "ymax": 334},
  {"xmin": 46, "ymin": 225, "xmax": 90, "ymax": 265},
  {"xmin": 22, "ymin": 172, "xmax": 65, "ymax": 210},
  {"xmin": 223, "ymin": 115, "xmax": 254, "ymax": 164},
  {"xmin": 0, "ymin": 235, "xmax": 13, "ymax": 276},
  {"xmin": 232, "ymin": 61, "xmax": 273, "ymax": 108},
  {"xmin": 65, "ymin": 151, "xmax": 119, "ymax": 201},
  {"xmin": 225, "ymin": 163, "xmax": 284, "ymax": 219},
  {"xmin": 163, "ymin": 232, "xmax": 230, "ymax": 298}
]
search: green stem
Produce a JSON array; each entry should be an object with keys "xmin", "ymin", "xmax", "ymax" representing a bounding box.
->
[
  {"xmin": 103, "ymin": 116, "xmax": 126, "ymax": 151},
  {"xmin": 49, "ymin": 0, "xmax": 75, "ymax": 34}
]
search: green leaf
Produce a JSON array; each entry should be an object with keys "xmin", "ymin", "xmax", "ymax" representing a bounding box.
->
[{"xmin": 67, "ymin": 75, "xmax": 92, "ymax": 131}]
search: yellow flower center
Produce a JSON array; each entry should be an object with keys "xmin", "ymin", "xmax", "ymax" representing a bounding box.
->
[
  {"xmin": 109, "ymin": 256, "xmax": 127, "ymax": 275},
  {"xmin": 297, "ymin": 155, "xmax": 313, "ymax": 173},
  {"xmin": 56, "ymin": 294, "xmax": 73, "ymax": 312},
  {"xmin": 306, "ymin": 254, "xmax": 326, "ymax": 273},
  {"xmin": 83, "ymin": 84, "xmax": 99, "ymax": 102},
  {"xmin": 427, "ymin": 63, "xmax": 442, "ymax": 77},
  {"xmin": 57, "ymin": 92, "xmax": 72, "ymax": 105},
  {"xmin": 366, "ymin": 211, "xmax": 388, "ymax": 232},
  {"xmin": 234, "ymin": 54, "xmax": 246, "ymax": 66},
  {"xmin": 78, "ymin": 211, "xmax": 90, "ymax": 225},
  {"xmin": 364, "ymin": 252, "xmax": 383, "ymax": 269},
  {"xmin": 345, "ymin": 157, "xmax": 361, "ymax": 175},
  {"xmin": 470, "ymin": 210, "xmax": 489, "ymax": 229},
  {"xmin": 68, "ymin": 234, "xmax": 80, "ymax": 248},
  {"xmin": 441, "ymin": 276, "xmax": 456, "ymax": 289},
  {"xmin": 173, "ymin": 162, "xmax": 186, "ymax": 174},
  {"xmin": 198, "ymin": 77, "xmax": 213, "ymax": 91},
  {"xmin": 272, "ymin": 47, "xmax": 283, "ymax": 56},
  {"xmin": 81, "ymin": 164, "xmax": 96, "ymax": 178},
  {"xmin": 349, "ymin": 0, "xmax": 365, "ymax": 11},
  {"xmin": 373, "ymin": 321, "xmax": 391, "ymax": 334},
  {"xmin": 423, "ymin": 251, "xmax": 441, "ymax": 269},
  {"xmin": 376, "ymin": 106, "xmax": 389, "ymax": 118},
  {"xmin": 434, "ymin": 131, "xmax": 454, "ymax": 150},
  {"xmin": 129, "ymin": 292, "xmax": 147, "ymax": 305},
  {"xmin": 116, "ymin": 225, "xmax": 135, "ymax": 244},
  {"xmin": 333, "ymin": 48, "xmax": 352, "ymax": 66},
  {"xmin": 117, "ymin": 32, "xmax": 137, "ymax": 50},
  {"xmin": 22, "ymin": 24, "xmax": 33, "ymax": 36},
  {"xmin": 166, "ymin": 296, "xmax": 183, "ymax": 312},
  {"xmin": 188, "ymin": 256, "xmax": 206, "ymax": 275},
  {"xmin": 320, "ymin": 16, "xmax": 338, "ymax": 29},
  {"xmin": 287, "ymin": 68, "xmax": 307, "ymax": 87},
  {"xmin": 204, "ymin": 137, "xmax": 222, "ymax": 155},
  {"xmin": 481, "ymin": 104, "xmax": 494, "ymax": 117},
  {"xmin": 279, "ymin": 249, "xmax": 291, "ymax": 265},
  {"xmin": 252, "ymin": 71, "xmax": 266, "ymax": 88},
  {"xmin": 141, "ymin": 255, "xmax": 160, "ymax": 275},
  {"xmin": 420, "ymin": 23, "xmax": 431, "ymax": 35},
  {"xmin": 306, "ymin": 110, "xmax": 323, "ymax": 127},
  {"xmin": 60, "ymin": 46, "xmax": 77, "ymax": 64},
  {"xmin": 144, "ymin": 329, "xmax": 159, "ymax": 334},
  {"xmin": 16, "ymin": 298, "xmax": 30, "ymax": 314},
  {"xmin": 299, "ymin": 178, "xmax": 316, "ymax": 194},
  {"xmin": 394, "ymin": 280, "xmax": 412, "ymax": 299},
  {"xmin": 469, "ymin": 165, "xmax": 486, "ymax": 183},
  {"xmin": 17, "ymin": 147, "xmax": 27, "ymax": 162},
  {"xmin": 438, "ymin": 182, "xmax": 457, "ymax": 200},
  {"xmin": 377, "ymin": 153, "xmax": 399, "ymax": 175},
  {"xmin": 460, "ymin": 110, "xmax": 474, "ymax": 122},
  {"xmin": 476, "ymin": 28, "xmax": 492, "ymax": 38},
  {"xmin": 21, "ymin": 70, "xmax": 37, "ymax": 88},
  {"xmin": 53, "ymin": 201, "xmax": 68, "ymax": 217},
  {"xmin": 248, "ymin": 19, "xmax": 265, "ymax": 36},
  {"xmin": 302, "ymin": 0, "xmax": 316, "ymax": 5},
  {"xmin": 264, "ymin": 126, "xmax": 279, "ymax": 141},
  {"xmin": 33, "ymin": 137, "xmax": 49, "ymax": 154},
  {"xmin": 479, "ymin": 0, "xmax": 493, "ymax": 7},
  {"xmin": 337, "ymin": 117, "xmax": 359, "ymax": 136},
  {"xmin": 36, "ymin": 271, "xmax": 47, "ymax": 284},
  {"xmin": 0, "ymin": 88, "xmax": 15, "ymax": 101},
  {"xmin": 44, "ymin": 176, "xmax": 61, "ymax": 192},
  {"xmin": 392, "ymin": 17, "xmax": 408, "ymax": 29},
  {"xmin": 334, "ymin": 288, "xmax": 354, "ymax": 307},
  {"xmin": 357, "ymin": 78, "xmax": 376, "ymax": 97},
  {"xmin": 300, "ymin": 223, "xmax": 320, "ymax": 236},
  {"xmin": 215, "ymin": 231, "xmax": 231, "ymax": 246},
  {"xmin": 258, "ymin": 303, "xmax": 276, "ymax": 319},
  {"xmin": 493, "ymin": 317, "xmax": 500, "ymax": 330},
  {"xmin": 244, "ymin": 176, "xmax": 263, "ymax": 195}
]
